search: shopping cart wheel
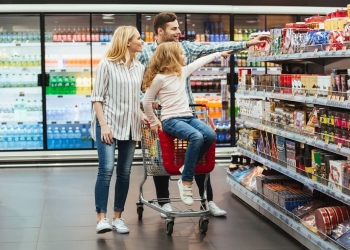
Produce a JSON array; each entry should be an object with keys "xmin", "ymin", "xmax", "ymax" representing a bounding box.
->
[
  {"xmin": 199, "ymin": 217, "xmax": 209, "ymax": 234},
  {"xmin": 137, "ymin": 206, "xmax": 144, "ymax": 220},
  {"xmin": 166, "ymin": 221, "xmax": 174, "ymax": 235}
]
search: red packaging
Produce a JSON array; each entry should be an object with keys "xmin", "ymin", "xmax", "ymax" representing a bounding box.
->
[
  {"xmin": 286, "ymin": 23, "xmax": 295, "ymax": 28},
  {"xmin": 315, "ymin": 208, "xmax": 332, "ymax": 238},
  {"xmin": 336, "ymin": 9, "xmax": 347, "ymax": 18},
  {"xmin": 335, "ymin": 112, "xmax": 342, "ymax": 128},
  {"xmin": 325, "ymin": 207, "xmax": 338, "ymax": 231}
]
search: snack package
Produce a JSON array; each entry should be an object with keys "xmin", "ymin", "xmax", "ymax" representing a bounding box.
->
[{"xmin": 332, "ymin": 219, "xmax": 350, "ymax": 240}]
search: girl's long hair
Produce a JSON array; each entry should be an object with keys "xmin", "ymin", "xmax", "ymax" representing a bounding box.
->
[
  {"xmin": 104, "ymin": 26, "xmax": 138, "ymax": 63},
  {"xmin": 142, "ymin": 42, "xmax": 183, "ymax": 90}
]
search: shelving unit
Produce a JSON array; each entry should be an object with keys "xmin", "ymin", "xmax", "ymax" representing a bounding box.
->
[
  {"xmin": 227, "ymin": 174, "xmax": 340, "ymax": 250},
  {"xmin": 233, "ymin": 22, "xmax": 350, "ymax": 248}
]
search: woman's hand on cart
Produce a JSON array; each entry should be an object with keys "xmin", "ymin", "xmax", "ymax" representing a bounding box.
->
[
  {"xmin": 151, "ymin": 124, "xmax": 160, "ymax": 133},
  {"xmin": 141, "ymin": 112, "xmax": 150, "ymax": 125},
  {"xmin": 101, "ymin": 124, "xmax": 113, "ymax": 145}
]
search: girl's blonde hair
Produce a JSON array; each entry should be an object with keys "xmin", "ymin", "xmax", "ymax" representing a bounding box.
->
[
  {"xmin": 104, "ymin": 26, "xmax": 138, "ymax": 63},
  {"xmin": 142, "ymin": 42, "xmax": 183, "ymax": 90}
]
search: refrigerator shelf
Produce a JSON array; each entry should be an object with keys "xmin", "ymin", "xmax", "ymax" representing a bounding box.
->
[
  {"xmin": 46, "ymin": 95, "xmax": 91, "ymax": 98},
  {"xmin": 48, "ymin": 121, "xmax": 91, "ymax": 125},
  {"xmin": 0, "ymin": 43, "xmax": 41, "ymax": 47},
  {"xmin": 47, "ymin": 68, "xmax": 92, "ymax": 73},
  {"xmin": 1, "ymin": 121, "xmax": 43, "ymax": 125}
]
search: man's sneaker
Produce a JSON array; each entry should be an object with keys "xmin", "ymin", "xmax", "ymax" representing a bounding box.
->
[
  {"xmin": 178, "ymin": 179, "xmax": 194, "ymax": 206},
  {"xmin": 160, "ymin": 203, "xmax": 173, "ymax": 218},
  {"xmin": 208, "ymin": 201, "xmax": 227, "ymax": 216},
  {"xmin": 96, "ymin": 218, "xmax": 113, "ymax": 234},
  {"xmin": 112, "ymin": 218, "xmax": 129, "ymax": 234}
]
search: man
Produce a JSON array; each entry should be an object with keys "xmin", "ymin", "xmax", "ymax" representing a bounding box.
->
[{"xmin": 138, "ymin": 12, "xmax": 270, "ymax": 217}]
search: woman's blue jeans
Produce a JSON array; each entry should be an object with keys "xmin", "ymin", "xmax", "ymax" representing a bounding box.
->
[
  {"xmin": 161, "ymin": 116, "xmax": 216, "ymax": 182},
  {"xmin": 94, "ymin": 120, "xmax": 136, "ymax": 213}
]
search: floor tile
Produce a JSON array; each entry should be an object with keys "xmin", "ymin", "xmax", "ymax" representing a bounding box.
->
[
  {"xmin": 0, "ymin": 242, "xmax": 37, "ymax": 250},
  {"xmin": 0, "ymin": 216, "xmax": 42, "ymax": 229},
  {"xmin": 0, "ymin": 228, "xmax": 40, "ymax": 243},
  {"xmin": 37, "ymin": 239, "xmax": 125, "ymax": 250}
]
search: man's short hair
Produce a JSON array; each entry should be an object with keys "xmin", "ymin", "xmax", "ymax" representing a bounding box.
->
[{"xmin": 153, "ymin": 12, "xmax": 177, "ymax": 35}]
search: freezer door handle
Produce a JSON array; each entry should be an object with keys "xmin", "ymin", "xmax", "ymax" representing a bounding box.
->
[{"xmin": 37, "ymin": 74, "xmax": 42, "ymax": 86}]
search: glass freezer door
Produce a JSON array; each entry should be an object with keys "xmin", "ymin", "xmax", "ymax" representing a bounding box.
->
[
  {"xmin": 0, "ymin": 14, "xmax": 43, "ymax": 151},
  {"xmin": 44, "ymin": 14, "xmax": 92, "ymax": 150}
]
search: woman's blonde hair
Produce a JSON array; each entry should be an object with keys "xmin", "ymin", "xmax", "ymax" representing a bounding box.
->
[
  {"xmin": 104, "ymin": 26, "xmax": 138, "ymax": 63},
  {"xmin": 142, "ymin": 42, "xmax": 183, "ymax": 90}
]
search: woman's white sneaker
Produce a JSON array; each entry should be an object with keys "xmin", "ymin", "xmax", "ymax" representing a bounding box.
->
[
  {"xmin": 112, "ymin": 218, "xmax": 129, "ymax": 234},
  {"xmin": 160, "ymin": 203, "xmax": 173, "ymax": 218},
  {"xmin": 178, "ymin": 179, "xmax": 194, "ymax": 206},
  {"xmin": 96, "ymin": 218, "xmax": 113, "ymax": 234}
]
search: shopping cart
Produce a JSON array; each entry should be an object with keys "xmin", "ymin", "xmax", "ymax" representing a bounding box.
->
[{"xmin": 136, "ymin": 104, "xmax": 216, "ymax": 235}]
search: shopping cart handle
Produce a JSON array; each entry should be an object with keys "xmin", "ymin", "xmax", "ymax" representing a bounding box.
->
[{"xmin": 189, "ymin": 104, "xmax": 208, "ymax": 109}]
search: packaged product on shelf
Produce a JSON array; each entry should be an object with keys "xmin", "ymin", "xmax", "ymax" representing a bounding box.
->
[
  {"xmin": 328, "ymin": 160, "xmax": 344, "ymax": 192},
  {"xmin": 342, "ymin": 163, "xmax": 350, "ymax": 195},
  {"xmin": 270, "ymin": 29, "xmax": 282, "ymax": 55},
  {"xmin": 286, "ymin": 140, "xmax": 300, "ymax": 173},
  {"xmin": 332, "ymin": 219, "xmax": 350, "ymax": 240},
  {"xmin": 270, "ymin": 134, "xmax": 278, "ymax": 162},
  {"xmin": 276, "ymin": 136, "xmax": 286, "ymax": 167},
  {"xmin": 291, "ymin": 200, "xmax": 326, "ymax": 220},
  {"xmin": 264, "ymin": 132, "xmax": 271, "ymax": 161},
  {"xmin": 301, "ymin": 210, "xmax": 318, "ymax": 234}
]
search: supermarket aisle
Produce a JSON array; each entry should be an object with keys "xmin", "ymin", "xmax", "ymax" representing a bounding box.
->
[{"xmin": 0, "ymin": 165, "xmax": 306, "ymax": 250}]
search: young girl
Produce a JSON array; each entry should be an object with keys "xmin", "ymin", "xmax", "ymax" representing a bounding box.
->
[{"xmin": 142, "ymin": 42, "xmax": 231, "ymax": 205}]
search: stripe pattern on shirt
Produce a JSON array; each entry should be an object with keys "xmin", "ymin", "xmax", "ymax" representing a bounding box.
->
[{"xmin": 91, "ymin": 58, "xmax": 145, "ymax": 141}]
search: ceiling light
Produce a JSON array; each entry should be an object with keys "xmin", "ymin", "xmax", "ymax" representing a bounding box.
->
[
  {"xmin": 179, "ymin": 21, "xmax": 183, "ymax": 24},
  {"xmin": 104, "ymin": 21, "xmax": 115, "ymax": 24},
  {"xmin": 102, "ymin": 14, "xmax": 115, "ymax": 17},
  {"xmin": 102, "ymin": 16, "xmax": 115, "ymax": 20},
  {"xmin": 145, "ymin": 15, "xmax": 152, "ymax": 18}
]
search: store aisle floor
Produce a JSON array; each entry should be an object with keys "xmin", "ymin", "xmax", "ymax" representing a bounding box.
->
[{"xmin": 0, "ymin": 164, "xmax": 307, "ymax": 250}]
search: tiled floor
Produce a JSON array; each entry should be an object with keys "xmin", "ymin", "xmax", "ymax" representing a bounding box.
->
[{"xmin": 0, "ymin": 164, "xmax": 307, "ymax": 250}]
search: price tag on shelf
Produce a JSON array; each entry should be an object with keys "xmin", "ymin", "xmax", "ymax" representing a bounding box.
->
[
  {"xmin": 61, "ymin": 69, "xmax": 66, "ymax": 72},
  {"xmin": 324, "ymin": 139, "xmax": 329, "ymax": 150},
  {"xmin": 313, "ymin": 48, "xmax": 318, "ymax": 56},
  {"xmin": 331, "ymin": 95, "xmax": 336, "ymax": 101},
  {"xmin": 74, "ymin": 121, "xmax": 80, "ymax": 124},
  {"xmin": 83, "ymin": 69, "xmax": 89, "ymax": 72},
  {"xmin": 338, "ymin": 142, "xmax": 342, "ymax": 150},
  {"xmin": 332, "ymin": 47, "xmax": 337, "ymax": 55},
  {"xmin": 101, "ymin": 42, "xmax": 107, "ymax": 45},
  {"xmin": 15, "ymin": 43, "xmax": 21, "ymax": 46},
  {"xmin": 327, "ymin": 95, "xmax": 332, "ymax": 100},
  {"xmin": 340, "ymin": 96, "xmax": 345, "ymax": 102},
  {"xmin": 66, "ymin": 121, "xmax": 72, "ymax": 124},
  {"xmin": 313, "ymin": 93, "xmax": 318, "ymax": 99},
  {"xmin": 342, "ymin": 46, "xmax": 347, "ymax": 56}
]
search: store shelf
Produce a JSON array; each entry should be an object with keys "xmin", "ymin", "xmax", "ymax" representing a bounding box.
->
[
  {"xmin": 235, "ymin": 89, "xmax": 350, "ymax": 110},
  {"xmin": 0, "ymin": 43, "xmax": 41, "ymax": 47},
  {"xmin": 227, "ymin": 174, "xmax": 340, "ymax": 250},
  {"xmin": 235, "ymin": 115, "xmax": 350, "ymax": 158},
  {"xmin": 47, "ymin": 68, "xmax": 92, "ymax": 73},
  {"xmin": 0, "ymin": 121, "xmax": 43, "ymax": 125},
  {"xmin": 48, "ymin": 120, "xmax": 91, "ymax": 125},
  {"xmin": 248, "ymin": 50, "xmax": 350, "ymax": 63},
  {"xmin": 46, "ymin": 95, "xmax": 91, "ymax": 98},
  {"xmin": 196, "ymin": 67, "xmax": 230, "ymax": 72},
  {"xmin": 234, "ymin": 67, "xmax": 281, "ymax": 73},
  {"xmin": 237, "ymin": 146, "xmax": 350, "ymax": 207},
  {"xmin": 192, "ymin": 92, "xmax": 221, "ymax": 96}
]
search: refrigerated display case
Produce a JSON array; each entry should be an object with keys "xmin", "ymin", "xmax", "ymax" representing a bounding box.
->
[
  {"xmin": 44, "ymin": 14, "xmax": 93, "ymax": 150},
  {"xmin": 0, "ymin": 14, "xmax": 44, "ymax": 151}
]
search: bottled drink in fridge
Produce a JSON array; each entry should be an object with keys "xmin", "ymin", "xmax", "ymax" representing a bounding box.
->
[
  {"xmin": 26, "ymin": 125, "xmax": 34, "ymax": 149},
  {"xmin": 51, "ymin": 76, "xmax": 57, "ymax": 95},
  {"xmin": 57, "ymin": 76, "xmax": 64, "ymax": 95},
  {"xmin": 76, "ymin": 76, "xmax": 83, "ymax": 94},
  {"xmin": 70, "ymin": 76, "xmax": 76, "ymax": 94},
  {"xmin": 53, "ymin": 127, "xmax": 61, "ymax": 149},
  {"xmin": 81, "ymin": 125, "xmax": 89, "ymax": 148},
  {"xmin": 47, "ymin": 127, "xmax": 54, "ymax": 149},
  {"xmin": 60, "ymin": 127, "xmax": 68, "ymax": 149},
  {"xmin": 67, "ymin": 127, "xmax": 74, "ymax": 149},
  {"xmin": 32, "ymin": 125, "xmax": 39, "ymax": 149},
  {"xmin": 74, "ymin": 127, "xmax": 82, "ymax": 148},
  {"xmin": 63, "ymin": 76, "xmax": 70, "ymax": 95},
  {"xmin": 38, "ymin": 124, "xmax": 43, "ymax": 149}
]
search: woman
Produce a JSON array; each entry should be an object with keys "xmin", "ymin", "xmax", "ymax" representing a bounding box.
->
[
  {"xmin": 142, "ymin": 42, "xmax": 230, "ymax": 206},
  {"xmin": 91, "ymin": 26, "xmax": 148, "ymax": 234}
]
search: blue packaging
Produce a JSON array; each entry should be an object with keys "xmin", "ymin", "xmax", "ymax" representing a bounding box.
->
[
  {"xmin": 214, "ymin": 34, "xmax": 220, "ymax": 42},
  {"xmin": 209, "ymin": 34, "xmax": 215, "ymax": 42}
]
